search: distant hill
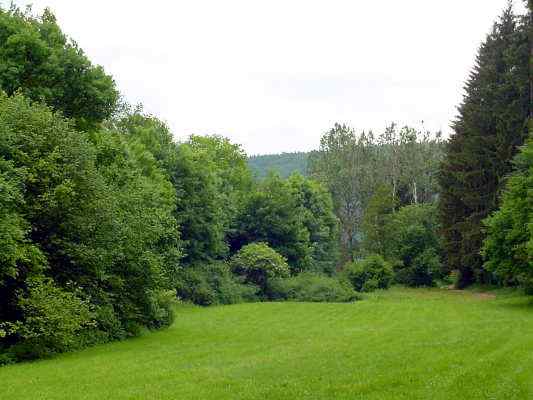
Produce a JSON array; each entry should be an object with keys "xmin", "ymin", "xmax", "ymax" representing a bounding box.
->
[{"xmin": 248, "ymin": 152, "xmax": 310, "ymax": 179}]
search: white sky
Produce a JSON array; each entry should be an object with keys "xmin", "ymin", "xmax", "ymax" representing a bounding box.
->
[{"xmin": 11, "ymin": 0, "xmax": 527, "ymax": 155}]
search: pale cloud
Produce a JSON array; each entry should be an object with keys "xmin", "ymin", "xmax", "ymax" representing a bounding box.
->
[{"xmin": 11, "ymin": 0, "xmax": 525, "ymax": 154}]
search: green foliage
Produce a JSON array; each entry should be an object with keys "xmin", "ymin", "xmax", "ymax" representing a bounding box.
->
[
  {"xmin": 62, "ymin": 127, "xmax": 180, "ymax": 333},
  {"xmin": 233, "ymin": 173, "xmax": 338, "ymax": 273},
  {"xmin": 361, "ymin": 185, "xmax": 397, "ymax": 256},
  {"xmin": 188, "ymin": 135, "xmax": 253, "ymax": 205},
  {"xmin": 181, "ymin": 135, "xmax": 253, "ymax": 263},
  {"xmin": 386, "ymin": 204, "xmax": 442, "ymax": 287},
  {"xmin": 106, "ymin": 111, "xmax": 214, "ymax": 266},
  {"xmin": 482, "ymin": 134, "xmax": 533, "ymax": 289},
  {"xmin": 232, "ymin": 174, "xmax": 312, "ymax": 270},
  {"xmin": 108, "ymin": 112, "xmax": 242, "ymax": 267},
  {"xmin": 2, "ymin": 277, "xmax": 94, "ymax": 360},
  {"xmin": 0, "ymin": 158, "xmax": 44, "ymax": 285},
  {"xmin": 343, "ymin": 255, "xmax": 393, "ymax": 292},
  {"xmin": 396, "ymin": 248, "xmax": 442, "ymax": 288},
  {"xmin": 0, "ymin": 6, "xmax": 118, "ymax": 130},
  {"xmin": 0, "ymin": 93, "xmax": 180, "ymax": 360},
  {"xmin": 438, "ymin": 6, "xmax": 530, "ymax": 287},
  {"xmin": 248, "ymin": 152, "xmax": 309, "ymax": 179},
  {"xmin": 310, "ymin": 123, "xmax": 443, "ymax": 259},
  {"xmin": 230, "ymin": 243, "xmax": 290, "ymax": 292},
  {"xmin": 309, "ymin": 124, "xmax": 378, "ymax": 257},
  {"xmin": 176, "ymin": 263, "xmax": 258, "ymax": 306},
  {"xmin": 0, "ymin": 92, "xmax": 105, "ymax": 351},
  {"xmin": 287, "ymin": 174, "xmax": 340, "ymax": 274},
  {"xmin": 141, "ymin": 133, "xmax": 253, "ymax": 266},
  {"xmin": 362, "ymin": 194, "xmax": 442, "ymax": 287},
  {"xmin": 267, "ymin": 273, "xmax": 359, "ymax": 302}
]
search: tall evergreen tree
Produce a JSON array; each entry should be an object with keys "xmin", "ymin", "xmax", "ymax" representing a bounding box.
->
[{"xmin": 438, "ymin": 5, "xmax": 530, "ymax": 287}]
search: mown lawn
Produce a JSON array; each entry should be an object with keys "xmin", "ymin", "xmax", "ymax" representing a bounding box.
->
[{"xmin": 2, "ymin": 287, "xmax": 533, "ymax": 399}]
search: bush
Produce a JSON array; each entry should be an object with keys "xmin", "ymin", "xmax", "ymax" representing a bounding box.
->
[
  {"xmin": 1, "ymin": 278, "xmax": 94, "ymax": 360},
  {"xmin": 394, "ymin": 248, "xmax": 442, "ymax": 287},
  {"xmin": 386, "ymin": 204, "xmax": 443, "ymax": 286},
  {"xmin": 344, "ymin": 255, "xmax": 393, "ymax": 292},
  {"xmin": 267, "ymin": 273, "xmax": 360, "ymax": 302},
  {"xmin": 230, "ymin": 243, "xmax": 290, "ymax": 292},
  {"xmin": 176, "ymin": 263, "xmax": 258, "ymax": 306},
  {"xmin": 145, "ymin": 289, "xmax": 178, "ymax": 329}
]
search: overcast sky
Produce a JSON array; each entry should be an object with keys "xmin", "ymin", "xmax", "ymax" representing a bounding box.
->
[{"xmin": 12, "ymin": 0, "xmax": 527, "ymax": 154}]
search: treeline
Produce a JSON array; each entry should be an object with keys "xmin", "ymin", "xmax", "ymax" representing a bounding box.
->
[
  {"xmin": 0, "ymin": 6, "xmax": 348, "ymax": 364},
  {"xmin": 248, "ymin": 152, "xmax": 309, "ymax": 178},
  {"xmin": 308, "ymin": 123, "xmax": 445, "ymax": 287},
  {"xmin": 307, "ymin": 3, "xmax": 531, "ymax": 291}
]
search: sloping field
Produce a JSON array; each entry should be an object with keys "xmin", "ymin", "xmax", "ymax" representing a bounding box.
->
[{"xmin": 1, "ymin": 288, "xmax": 532, "ymax": 399}]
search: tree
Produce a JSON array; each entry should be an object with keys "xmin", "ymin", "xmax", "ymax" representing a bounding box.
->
[
  {"xmin": 361, "ymin": 185, "xmax": 397, "ymax": 257},
  {"xmin": 310, "ymin": 123, "xmax": 443, "ymax": 260},
  {"xmin": 232, "ymin": 173, "xmax": 339, "ymax": 274},
  {"xmin": 309, "ymin": 124, "xmax": 379, "ymax": 258},
  {"xmin": 0, "ymin": 157, "xmax": 46, "ymax": 343},
  {"xmin": 386, "ymin": 204, "xmax": 442, "ymax": 287},
  {"xmin": 111, "ymin": 112, "xmax": 235, "ymax": 265},
  {"xmin": 88, "ymin": 129, "xmax": 181, "ymax": 330},
  {"xmin": 187, "ymin": 135, "xmax": 253, "ymax": 242},
  {"xmin": 110, "ymin": 111, "xmax": 255, "ymax": 267},
  {"xmin": 170, "ymin": 140, "xmax": 230, "ymax": 264},
  {"xmin": 230, "ymin": 242, "xmax": 290, "ymax": 293},
  {"xmin": 482, "ymin": 134, "xmax": 533, "ymax": 290},
  {"xmin": 287, "ymin": 174, "xmax": 340, "ymax": 274},
  {"xmin": 438, "ymin": 6, "xmax": 530, "ymax": 287},
  {"xmin": 0, "ymin": 6, "xmax": 118, "ymax": 130},
  {"xmin": 0, "ymin": 94, "xmax": 180, "ymax": 360},
  {"xmin": 0, "ymin": 158, "xmax": 40, "ymax": 284},
  {"xmin": 233, "ymin": 173, "xmax": 312, "ymax": 271}
]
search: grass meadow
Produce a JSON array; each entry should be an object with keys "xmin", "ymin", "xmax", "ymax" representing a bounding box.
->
[{"xmin": 1, "ymin": 287, "xmax": 532, "ymax": 400}]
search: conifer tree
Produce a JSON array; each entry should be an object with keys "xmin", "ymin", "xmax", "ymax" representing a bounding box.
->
[{"xmin": 438, "ymin": 4, "xmax": 530, "ymax": 287}]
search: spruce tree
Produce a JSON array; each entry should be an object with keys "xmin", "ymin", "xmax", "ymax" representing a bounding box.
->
[{"xmin": 438, "ymin": 4, "xmax": 530, "ymax": 287}]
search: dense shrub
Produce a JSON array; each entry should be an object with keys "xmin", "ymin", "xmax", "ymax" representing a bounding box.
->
[
  {"xmin": 176, "ymin": 263, "xmax": 258, "ymax": 306},
  {"xmin": 386, "ymin": 204, "xmax": 442, "ymax": 287},
  {"xmin": 267, "ymin": 273, "xmax": 359, "ymax": 302},
  {"xmin": 343, "ymin": 255, "xmax": 393, "ymax": 292},
  {"xmin": 1, "ymin": 278, "xmax": 94, "ymax": 360},
  {"xmin": 230, "ymin": 243, "xmax": 290, "ymax": 292},
  {"xmin": 394, "ymin": 249, "xmax": 441, "ymax": 287}
]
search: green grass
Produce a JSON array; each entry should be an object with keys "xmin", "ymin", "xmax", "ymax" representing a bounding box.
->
[{"xmin": 2, "ymin": 287, "xmax": 533, "ymax": 399}]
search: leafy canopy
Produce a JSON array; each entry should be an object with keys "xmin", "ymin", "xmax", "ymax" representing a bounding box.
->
[{"xmin": 0, "ymin": 6, "xmax": 118, "ymax": 130}]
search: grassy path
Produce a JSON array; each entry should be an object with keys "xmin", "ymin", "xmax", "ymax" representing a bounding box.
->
[{"xmin": 1, "ymin": 288, "xmax": 533, "ymax": 399}]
